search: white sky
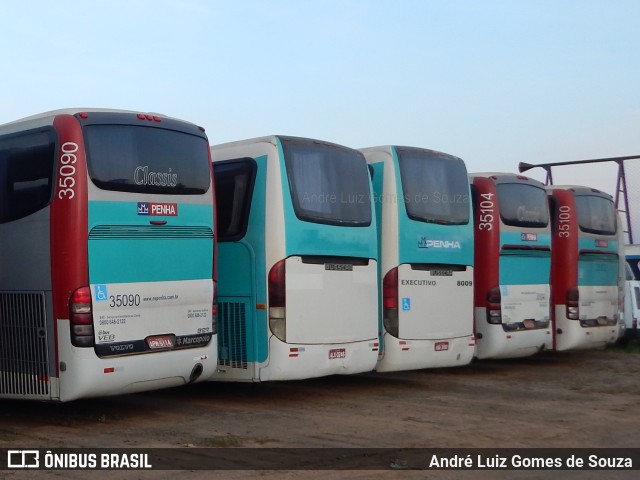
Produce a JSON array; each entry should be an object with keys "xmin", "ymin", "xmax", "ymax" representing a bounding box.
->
[{"xmin": 1, "ymin": 0, "xmax": 639, "ymax": 234}]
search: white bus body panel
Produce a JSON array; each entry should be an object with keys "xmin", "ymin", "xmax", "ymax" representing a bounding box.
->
[
  {"xmin": 376, "ymin": 264, "xmax": 475, "ymax": 372},
  {"xmin": 262, "ymin": 256, "xmax": 378, "ymax": 380},
  {"xmin": 285, "ymin": 256, "xmax": 378, "ymax": 344},
  {"xmin": 475, "ymin": 284, "xmax": 551, "ymax": 359}
]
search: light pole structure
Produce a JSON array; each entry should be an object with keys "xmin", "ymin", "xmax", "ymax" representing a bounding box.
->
[{"xmin": 518, "ymin": 155, "xmax": 640, "ymax": 244}]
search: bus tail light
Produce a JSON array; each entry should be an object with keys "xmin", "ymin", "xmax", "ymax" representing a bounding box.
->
[
  {"xmin": 268, "ymin": 259, "xmax": 286, "ymax": 342},
  {"xmin": 566, "ymin": 287, "xmax": 579, "ymax": 320},
  {"xmin": 383, "ymin": 267, "xmax": 399, "ymax": 337},
  {"xmin": 212, "ymin": 280, "xmax": 218, "ymax": 335},
  {"xmin": 70, "ymin": 286, "xmax": 95, "ymax": 347},
  {"xmin": 486, "ymin": 286, "xmax": 502, "ymax": 324}
]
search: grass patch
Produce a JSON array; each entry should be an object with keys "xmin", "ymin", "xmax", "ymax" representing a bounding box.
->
[
  {"xmin": 607, "ymin": 339, "xmax": 640, "ymax": 354},
  {"xmin": 200, "ymin": 434, "xmax": 244, "ymax": 447},
  {"xmin": 0, "ymin": 430, "xmax": 22, "ymax": 442}
]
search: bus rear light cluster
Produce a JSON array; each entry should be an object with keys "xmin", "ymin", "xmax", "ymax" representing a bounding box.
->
[
  {"xmin": 566, "ymin": 286, "xmax": 580, "ymax": 320},
  {"xmin": 268, "ymin": 259, "xmax": 287, "ymax": 342},
  {"xmin": 136, "ymin": 113, "xmax": 162, "ymax": 122},
  {"xmin": 70, "ymin": 286, "xmax": 95, "ymax": 348},
  {"xmin": 486, "ymin": 286, "xmax": 502, "ymax": 324},
  {"xmin": 382, "ymin": 267, "xmax": 399, "ymax": 338}
]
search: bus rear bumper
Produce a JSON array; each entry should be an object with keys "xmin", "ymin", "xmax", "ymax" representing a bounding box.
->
[
  {"xmin": 258, "ymin": 336, "xmax": 379, "ymax": 381},
  {"xmin": 552, "ymin": 307, "xmax": 619, "ymax": 351},
  {"xmin": 56, "ymin": 321, "xmax": 217, "ymax": 401},
  {"xmin": 474, "ymin": 325, "xmax": 552, "ymax": 360},
  {"xmin": 375, "ymin": 333, "xmax": 475, "ymax": 372}
]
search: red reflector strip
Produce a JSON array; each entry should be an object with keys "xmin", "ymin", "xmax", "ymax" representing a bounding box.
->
[
  {"xmin": 104, "ymin": 367, "xmax": 115, "ymax": 374},
  {"xmin": 401, "ymin": 347, "xmax": 410, "ymax": 351},
  {"xmin": 289, "ymin": 347, "xmax": 300, "ymax": 357},
  {"xmin": 506, "ymin": 335, "xmax": 512, "ymax": 339}
]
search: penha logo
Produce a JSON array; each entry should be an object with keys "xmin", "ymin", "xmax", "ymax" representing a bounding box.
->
[
  {"xmin": 418, "ymin": 235, "xmax": 461, "ymax": 249},
  {"xmin": 137, "ymin": 202, "xmax": 178, "ymax": 216}
]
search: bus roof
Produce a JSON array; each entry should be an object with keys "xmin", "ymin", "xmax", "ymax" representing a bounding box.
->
[
  {"xmin": 0, "ymin": 108, "xmax": 196, "ymax": 130},
  {"xmin": 211, "ymin": 135, "xmax": 357, "ymax": 153},
  {"xmin": 546, "ymin": 185, "xmax": 613, "ymax": 199},
  {"xmin": 360, "ymin": 145, "xmax": 463, "ymax": 160},
  {"xmin": 625, "ymin": 244, "xmax": 640, "ymax": 256},
  {"xmin": 469, "ymin": 172, "xmax": 546, "ymax": 188}
]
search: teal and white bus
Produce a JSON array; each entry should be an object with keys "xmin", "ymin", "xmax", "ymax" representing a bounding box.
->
[
  {"xmin": 469, "ymin": 173, "xmax": 552, "ymax": 359},
  {"xmin": 362, "ymin": 146, "xmax": 475, "ymax": 372},
  {"xmin": 0, "ymin": 109, "xmax": 216, "ymax": 401},
  {"xmin": 211, "ymin": 136, "xmax": 379, "ymax": 381}
]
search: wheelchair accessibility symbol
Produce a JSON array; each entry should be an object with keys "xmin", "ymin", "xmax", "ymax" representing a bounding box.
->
[
  {"xmin": 94, "ymin": 285, "xmax": 108, "ymax": 302},
  {"xmin": 402, "ymin": 297, "xmax": 411, "ymax": 311}
]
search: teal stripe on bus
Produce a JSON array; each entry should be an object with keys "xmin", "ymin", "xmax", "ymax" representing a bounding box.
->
[
  {"xmin": 499, "ymin": 250, "xmax": 551, "ymax": 285},
  {"xmin": 88, "ymin": 201, "xmax": 214, "ymax": 284}
]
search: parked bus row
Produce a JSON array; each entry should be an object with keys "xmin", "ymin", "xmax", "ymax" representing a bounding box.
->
[{"xmin": 0, "ymin": 109, "xmax": 624, "ymax": 401}]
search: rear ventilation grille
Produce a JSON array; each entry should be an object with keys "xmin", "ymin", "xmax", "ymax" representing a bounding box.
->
[
  {"xmin": 89, "ymin": 225, "xmax": 213, "ymax": 239},
  {"xmin": 217, "ymin": 302, "xmax": 247, "ymax": 370},
  {"xmin": 0, "ymin": 291, "xmax": 50, "ymax": 397}
]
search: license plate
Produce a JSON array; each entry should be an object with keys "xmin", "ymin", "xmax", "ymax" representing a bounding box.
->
[
  {"xmin": 430, "ymin": 270, "xmax": 453, "ymax": 277},
  {"xmin": 147, "ymin": 335, "xmax": 175, "ymax": 350},
  {"xmin": 434, "ymin": 341, "xmax": 449, "ymax": 352},
  {"xmin": 329, "ymin": 348, "xmax": 346, "ymax": 359}
]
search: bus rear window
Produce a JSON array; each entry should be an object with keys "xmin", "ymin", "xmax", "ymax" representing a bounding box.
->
[
  {"xmin": 397, "ymin": 148, "xmax": 470, "ymax": 225},
  {"xmin": 497, "ymin": 183, "xmax": 548, "ymax": 228},
  {"xmin": 282, "ymin": 139, "xmax": 371, "ymax": 226},
  {"xmin": 574, "ymin": 194, "xmax": 616, "ymax": 235},
  {"xmin": 84, "ymin": 125, "xmax": 210, "ymax": 195}
]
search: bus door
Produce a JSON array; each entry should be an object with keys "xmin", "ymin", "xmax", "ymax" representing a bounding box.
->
[{"xmin": 213, "ymin": 158, "xmax": 263, "ymax": 381}]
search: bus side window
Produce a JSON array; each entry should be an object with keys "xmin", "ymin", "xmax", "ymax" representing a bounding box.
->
[
  {"xmin": 213, "ymin": 158, "xmax": 257, "ymax": 242},
  {"xmin": 0, "ymin": 129, "xmax": 56, "ymax": 224}
]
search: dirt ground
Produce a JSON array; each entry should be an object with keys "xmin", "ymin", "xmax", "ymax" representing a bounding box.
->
[{"xmin": 1, "ymin": 347, "xmax": 639, "ymax": 480}]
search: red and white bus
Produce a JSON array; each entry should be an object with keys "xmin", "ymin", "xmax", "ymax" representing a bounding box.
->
[
  {"xmin": 0, "ymin": 109, "xmax": 217, "ymax": 401},
  {"xmin": 469, "ymin": 173, "xmax": 552, "ymax": 359},
  {"xmin": 547, "ymin": 185, "xmax": 621, "ymax": 350}
]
